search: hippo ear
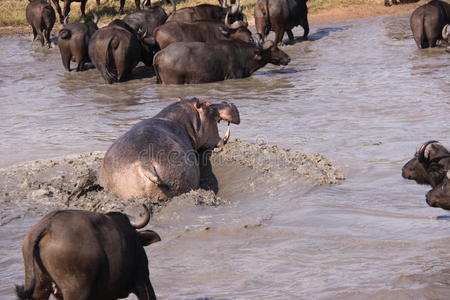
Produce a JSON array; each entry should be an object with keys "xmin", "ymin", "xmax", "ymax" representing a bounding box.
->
[
  {"xmin": 139, "ymin": 230, "xmax": 161, "ymax": 246},
  {"xmin": 176, "ymin": 97, "xmax": 183, "ymax": 102}
]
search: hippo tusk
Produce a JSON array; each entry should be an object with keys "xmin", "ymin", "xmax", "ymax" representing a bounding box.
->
[
  {"xmin": 129, "ymin": 204, "xmax": 151, "ymax": 229},
  {"xmin": 442, "ymin": 24, "xmax": 449, "ymax": 40},
  {"xmin": 92, "ymin": 11, "xmax": 99, "ymax": 24},
  {"xmin": 218, "ymin": 126, "xmax": 231, "ymax": 147}
]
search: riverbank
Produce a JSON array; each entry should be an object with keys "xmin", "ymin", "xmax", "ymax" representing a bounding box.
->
[{"xmin": 0, "ymin": 0, "xmax": 430, "ymax": 37}]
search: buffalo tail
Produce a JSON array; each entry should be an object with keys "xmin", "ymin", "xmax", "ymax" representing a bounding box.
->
[
  {"xmin": 59, "ymin": 28, "xmax": 71, "ymax": 39},
  {"xmin": 15, "ymin": 212, "xmax": 57, "ymax": 299}
]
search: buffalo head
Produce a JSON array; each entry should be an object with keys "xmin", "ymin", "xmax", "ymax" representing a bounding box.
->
[{"xmin": 402, "ymin": 141, "xmax": 450, "ymax": 187}]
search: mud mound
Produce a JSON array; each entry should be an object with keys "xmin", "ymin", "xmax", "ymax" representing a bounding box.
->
[
  {"xmin": 212, "ymin": 139, "xmax": 346, "ymax": 185},
  {"xmin": 0, "ymin": 140, "xmax": 345, "ymax": 223}
]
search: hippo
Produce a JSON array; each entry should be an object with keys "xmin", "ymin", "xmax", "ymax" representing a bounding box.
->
[
  {"xmin": 57, "ymin": 13, "xmax": 99, "ymax": 71},
  {"xmin": 26, "ymin": 0, "xmax": 56, "ymax": 48},
  {"xmin": 100, "ymin": 98, "xmax": 240, "ymax": 200}
]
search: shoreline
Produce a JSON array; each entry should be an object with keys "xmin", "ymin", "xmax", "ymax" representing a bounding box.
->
[{"xmin": 0, "ymin": 0, "xmax": 428, "ymax": 37}]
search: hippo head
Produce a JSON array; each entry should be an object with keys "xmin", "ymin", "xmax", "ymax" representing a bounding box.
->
[
  {"xmin": 402, "ymin": 141, "xmax": 450, "ymax": 187},
  {"xmin": 426, "ymin": 171, "xmax": 450, "ymax": 210},
  {"xmin": 158, "ymin": 98, "xmax": 240, "ymax": 150}
]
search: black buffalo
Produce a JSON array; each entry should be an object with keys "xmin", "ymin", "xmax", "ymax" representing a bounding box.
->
[
  {"xmin": 16, "ymin": 205, "xmax": 161, "ymax": 300},
  {"xmin": 410, "ymin": 0, "xmax": 450, "ymax": 49},
  {"xmin": 154, "ymin": 13, "xmax": 252, "ymax": 50},
  {"xmin": 153, "ymin": 39, "xmax": 290, "ymax": 84},
  {"xmin": 58, "ymin": 13, "xmax": 99, "ymax": 71},
  {"xmin": 254, "ymin": 0, "xmax": 309, "ymax": 45},
  {"xmin": 402, "ymin": 141, "xmax": 450, "ymax": 187},
  {"xmin": 167, "ymin": 0, "xmax": 244, "ymax": 24},
  {"xmin": 122, "ymin": 4, "xmax": 175, "ymax": 65},
  {"xmin": 26, "ymin": 0, "xmax": 56, "ymax": 48},
  {"xmin": 88, "ymin": 20, "xmax": 145, "ymax": 83},
  {"xmin": 51, "ymin": 0, "xmax": 88, "ymax": 24}
]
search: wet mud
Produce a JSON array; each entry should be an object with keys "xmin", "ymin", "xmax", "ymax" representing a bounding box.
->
[{"xmin": 0, "ymin": 140, "xmax": 344, "ymax": 225}]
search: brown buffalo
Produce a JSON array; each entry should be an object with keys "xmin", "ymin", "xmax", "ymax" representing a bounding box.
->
[
  {"xmin": 26, "ymin": 0, "xmax": 56, "ymax": 48},
  {"xmin": 100, "ymin": 98, "xmax": 240, "ymax": 200},
  {"xmin": 16, "ymin": 205, "xmax": 161, "ymax": 300},
  {"xmin": 254, "ymin": 0, "xmax": 309, "ymax": 45},
  {"xmin": 426, "ymin": 171, "xmax": 450, "ymax": 210},
  {"xmin": 154, "ymin": 13, "xmax": 252, "ymax": 50},
  {"xmin": 88, "ymin": 20, "xmax": 144, "ymax": 83},
  {"xmin": 154, "ymin": 39, "xmax": 290, "ymax": 84},
  {"xmin": 402, "ymin": 141, "xmax": 450, "ymax": 187},
  {"xmin": 57, "ymin": 13, "xmax": 99, "ymax": 71}
]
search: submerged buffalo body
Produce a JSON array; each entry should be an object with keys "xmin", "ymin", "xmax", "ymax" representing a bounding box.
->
[
  {"xmin": 26, "ymin": 0, "xmax": 56, "ymax": 48},
  {"xmin": 254, "ymin": 0, "xmax": 309, "ymax": 45},
  {"xmin": 88, "ymin": 20, "xmax": 142, "ymax": 83},
  {"xmin": 154, "ymin": 40, "xmax": 290, "ymax": 84},
  {"xmin": 410, "ymin": 0, "xmax": 450, "ymax": 49},
  {"xmin": 154, "ymin": 16, "xmax": 252, "ymax": 50},
  {"xmin": 402, "ymin": 141, "xmax": 450, "ymax": 188},
  {"xmin": 100, "ymin": 98, "xmax": 240, "ymax": 200},
  {"xmin": 426, "ymin": 171, "xmax": 450, "ymax": 210},
  {"xmin": 16, "ymin": 206, "xmax": 161, "ymax": 300},
  {"xmin": 58, "ymin": 14, "xmax": 99, "ymax": 71}
]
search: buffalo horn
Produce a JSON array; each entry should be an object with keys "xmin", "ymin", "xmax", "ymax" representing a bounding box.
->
[
  {"xmin": 447, "ymin": 170, "xmax": 450, "ymax": 180},
  {"xmin": 129, "ymin": 204, "xmax": 151, "ymax": 229},
  {"xmin": 417, "ymin": 140, "xmax": 439, "ymax": 162},
  {"xmin": 442, "ymin": 24, "xmax": 449, "ymax": 40},
  {"xmin": 225, "ymin": 11, "xmax": 231, "ymax": 27},
  {"xmin": 92, "ymin": 12, "xmax": 99, "ymax": 24},
  {"xmin": 63, "ymin": 16, "xmax": 69, "ymax": 25}
]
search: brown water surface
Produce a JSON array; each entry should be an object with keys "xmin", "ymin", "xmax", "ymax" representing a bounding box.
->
[{"xmin": 1, "ymin": 15, "xmax": 450, "ymax": 299}]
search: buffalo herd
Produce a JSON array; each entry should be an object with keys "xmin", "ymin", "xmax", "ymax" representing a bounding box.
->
[{"xmin": 16, "ymin": 0, "xmax": 450, "ymax": 299}]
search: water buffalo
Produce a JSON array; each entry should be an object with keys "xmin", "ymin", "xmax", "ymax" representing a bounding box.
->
[
  {"xmin": 402, "ymin": 141, "xmax": 450, "ymax": 187},
  {"xmin": 58, "ymin": 13, "xmax": 99, "ymax": 71},
  {"xmin": 426, "ymin": 171, "xmax": 450, "ymax": 210},
  {"xmin": 100, "ymin": 97, "xmax": 240, "ymax": 200},
  {"xmin": 153, "ymin": 39, "xmax": 290, "ymax": 84},
  {"xmin": 167, "ymin": 0, "xmax": 244, "ymax": 24},
  {"xmin": 410, "ymin": 0, "xmax": 450, "ymax": 49},
  {"xmin": 26, "ymin": 0, "xmax": 56, "ymax": 48},
  {"xmin": 154, "ymin": 13, "xmax": 252, "ymax": 50},
  {"xmin": 15, "ymin": 205, "xmax": 161, "ymax": 300},
  {"xmin": 122, "ymin": 3, "xmax": 176, "ymax": 65},
  {"xmin": 88, "ymin": 20, "xmax": 145, "ymax": 83},
  {"xmin": 254, "ymin": 0, "xmax": 309, "ymax": 45},
  {"xmin": 51, "ymin": 0, "xmax": 87, "ymax": 24}
]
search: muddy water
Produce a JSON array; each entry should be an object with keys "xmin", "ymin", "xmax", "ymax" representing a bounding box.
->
[{"xmin": 1, "ymin": 14, "xmax": 450, "ymax": 299}]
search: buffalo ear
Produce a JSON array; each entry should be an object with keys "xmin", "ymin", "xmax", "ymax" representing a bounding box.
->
[{"xmin": 139, "ymin": 230, "xmax": 161, "ymax": 246}]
